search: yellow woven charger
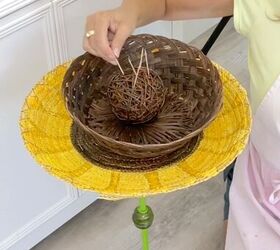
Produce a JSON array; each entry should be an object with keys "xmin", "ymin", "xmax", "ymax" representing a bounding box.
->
[
  {"xmin": 20, "ymin": 34, "xmax": 251, "ymax": 249},
  {"xmin": 20, "ymin": 36, "xmax": 251, "ymax": 200}
]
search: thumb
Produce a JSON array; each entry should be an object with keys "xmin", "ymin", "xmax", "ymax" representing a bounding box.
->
[{"xmin": 111, "ymin": 25, "xmax": 132, "ymax": 58}]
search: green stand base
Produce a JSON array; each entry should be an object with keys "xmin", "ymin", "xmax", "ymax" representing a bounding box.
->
[{"xmin": 132, "ymin": 198, "xmax": 154, "ymax": 250}]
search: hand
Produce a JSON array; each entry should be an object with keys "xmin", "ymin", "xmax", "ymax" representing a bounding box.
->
[{"xmin": 83, "ymin": 8, "xmax": 137, "ymax": 65}]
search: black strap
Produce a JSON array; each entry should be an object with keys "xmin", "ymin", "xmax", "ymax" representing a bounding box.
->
[{"xmin": 201, "ymin": 16, "xmax": 232, "ymax": 55}]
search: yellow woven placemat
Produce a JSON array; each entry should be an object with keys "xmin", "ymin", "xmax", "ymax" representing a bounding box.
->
[{"xmin": 20, "ymin": 63, "xmax": 251, "ymax": 199}]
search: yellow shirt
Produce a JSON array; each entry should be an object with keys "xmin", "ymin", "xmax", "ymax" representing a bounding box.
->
[{"xmin": 234, "ymin": 0, "xmax": 280, "ymax": 112}]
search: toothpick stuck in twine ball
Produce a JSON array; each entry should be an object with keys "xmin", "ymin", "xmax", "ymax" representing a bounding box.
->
[{"xmin": 107, "ymin": 67, "xmax": 166, "ymax": 124}]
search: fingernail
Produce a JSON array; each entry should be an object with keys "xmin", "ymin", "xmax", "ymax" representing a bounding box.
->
[
  {"xmin": 113, "ymin": 48, "xmax": 120, "ymax": 58},
  {"xmin": 110, "ymin": 60, "xmax": 117, "ymax": 65}
]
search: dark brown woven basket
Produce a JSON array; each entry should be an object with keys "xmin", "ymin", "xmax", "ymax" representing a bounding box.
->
[{"xmin": 62, "ymin": 34, "xmax": 223, "ymax": 171}]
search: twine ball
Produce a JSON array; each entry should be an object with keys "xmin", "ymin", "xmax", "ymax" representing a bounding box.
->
[{"xmin": 107, "ymin": 68, "xmax": 166, "ymax": 124}]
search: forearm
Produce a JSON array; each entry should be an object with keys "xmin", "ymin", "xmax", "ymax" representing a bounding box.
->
[
  {"xmin": 119, "ymin": 0, "xmax": 233, "ymax": 27},
  {"xmin": 120, "ymin": 0, "xmax": 166, "ymax": 27},
  {"xmin": 164, "ymin": 0, "xmax": 233, "ymax": 20}
]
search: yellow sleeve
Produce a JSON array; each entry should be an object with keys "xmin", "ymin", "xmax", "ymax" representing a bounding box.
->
[
  {"xmin": 233, "ymin": 0, "xmax": 256, "ymax": 36},
  {"xmin": 265, "ymin": 0, "xmax": 280, "ymax": 21}
]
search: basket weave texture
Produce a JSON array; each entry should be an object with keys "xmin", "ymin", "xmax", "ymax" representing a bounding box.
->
[
  {"xmin": 62, "ymin": 34, "xmax": 223, "ymax": 171},
  {"xmin": 107, "ymin": 67, "xmax": 166, "ymax": 124}
]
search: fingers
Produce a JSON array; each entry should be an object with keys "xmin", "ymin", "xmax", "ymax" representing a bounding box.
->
[
  {"xmin": 110, "ymin": 25, "xmax": 132, "ymax": 58},
  {"xmin": 83, "ymin": 37, "xmax": 97, "ymax": 56},
  {"xmin": 83, "ymin": 10, "xmax": 135, "ymax": 65},
  {"xmin": 107, "ymin": 30, "xmax": 115, "ymax": 44},
  {"xmin": 84, "ymin": 12, "xmax": 116, "ymax": 64}
]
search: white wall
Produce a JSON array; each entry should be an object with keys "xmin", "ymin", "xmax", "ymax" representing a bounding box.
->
[{"xmin": 172, "ymin": 18, "xmax": 219, "ymax": 43}]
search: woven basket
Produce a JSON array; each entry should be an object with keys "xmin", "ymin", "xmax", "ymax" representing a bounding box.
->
[{"xmin": 62, "ymin": 34, "xmax": 223, "ymax": 171}]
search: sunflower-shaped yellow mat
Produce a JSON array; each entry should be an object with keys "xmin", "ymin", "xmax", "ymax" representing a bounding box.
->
[{"xmin": 20, "ymin": 63, "xmax": 251, "ymax": 199}]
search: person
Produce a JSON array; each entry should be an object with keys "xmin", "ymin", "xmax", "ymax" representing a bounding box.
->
[{"xmin": 83, "ymin": 1, "xmax": 280, "ymax": 249}]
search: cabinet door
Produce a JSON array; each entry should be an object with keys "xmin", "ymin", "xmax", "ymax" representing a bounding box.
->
[{"xmin": 0, "ymin": 2, "xmax": 97, "ymax": 250}]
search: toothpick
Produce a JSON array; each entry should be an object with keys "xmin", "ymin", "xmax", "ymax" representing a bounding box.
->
[
  {"xmin": 128, "ymin": 57, "xmax": 137, "ymax": 76},
  {"xmin": 144, "ymin": 49, "xmax": 150, "ymax": 75},
  {"xmin": 115, "ymin": 58, "xmax": 124, "ymax": 75},
  {"xmin": 133, "ymin": 48, "xmax": 144, "ymax": 87}
]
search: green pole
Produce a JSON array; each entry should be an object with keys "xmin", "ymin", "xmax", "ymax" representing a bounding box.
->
[
  {"xmin": 141, "ymin": 228, "xmax": 149, "ymax": 250},
  {"xmin": 132, "ymin": 197, "xmax": 154, "ymax": 250},
  {"xmin": 139, "ymin": 198, "xmax": 149, "ymax": 250},
  {"xmin": 139, "ymin": 197, "xmax": 148, "ymax": 213}
]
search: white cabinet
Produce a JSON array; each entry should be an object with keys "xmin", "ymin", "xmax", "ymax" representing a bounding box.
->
[
  {"xmin": 0, "ymin": 1, "xmax": 217, "ymax": 249},
  {"xmin": 52, "ymin": 0, "xmax": 121, "ymax": 61},
  {"xmin": 0, "ymin": 2, "xmax": 97, "ymax": 250}
]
